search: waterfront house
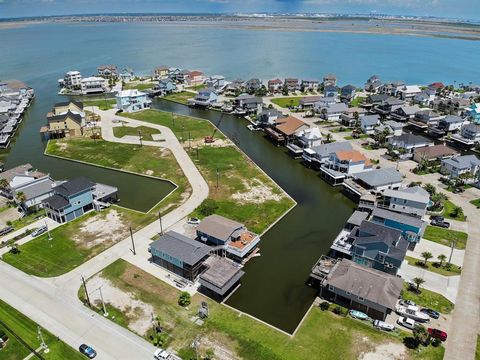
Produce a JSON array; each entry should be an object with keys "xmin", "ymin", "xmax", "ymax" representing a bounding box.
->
[
  {"xmin": 413, "ymin": 144, "xmax": 458, "ymax": 163},
  {"xmin": 320, "ymin": 150, "xmax": 372, "ymax": 186},
  {"xmin": 44, "ymin": 101, "xmax": 85, "ymax": 138},
  {"xmin": 451, "ymin": 123, "xmax": 480, "ymax": 146},
  {"xmin": 467, "ymin": 103, "xmax": 480, "ymax": 124},
  {"xmin": 340, "ymin": 85, "xmax": 356, "ymax": 102},
  {"xmin": 409, "ymin": 109, "xmax": 443, "ymax": 130},
  {"xmin": 302, "ymin": 141, "xmax": 352, "ymax": 169},
  {"xmin": 364, "ymin": 75, "xmax": 382, "ymax": 92},
  {"xmin": 58, "ymin": 71, "xmax": 82, "ymax": 90},
  {"xmin": 360, "ymin": 114, "xmax": 380, "ymax": 135},
  {"xmin": 205, "ymin": 75, "xmax": 225, "ymax": 90},
  {"xmin": 324, "ymin": 85, "xmax": 338, "ymax": 99},
  {"xmin": 119, "ymin": 68, "xmax": 134, "ymax": 82},
  {"xmin": 156, "ymin": 79, "xmax": 177, "ymax": 95},
  {"xmin": 323, "ymin": 74, "xmax": 337, "ymax": 87},
  {"xmin": 284, "ymin": 78, "xmax": 299, "ymax": 92},
  {"xmin": 14, "ymin": 175, "xmax": 56, "ymax": 212},
  {"xmin": 199, "ymin": 255, "xmax": 245, "ymax": 299},
  {"xmin": 295, "ymin": 127, "xmax": 323, "ymax": 148},
  {"xmin": 225, "ymin": 79, "xmax": 244, "ymax": 96},
  {"xmin": 341, "ymin": 107, "xmax": 367, "ymax": 128},
  {"xmin": 149, "ymin": 231, "xmax": 211, "ymax": 281},
  {"xmin": 267, "ymin": 115, "xmax": 308, "ymax": 145},
  {"xmin": 379, "ymin": 81, "xmax": 405, "ymax": 96},
  {"xmin": 233, "ymin": 94, "xmax": 263, "ymax": 114},
  {"xmin": 245, "ymin": 78, "xmax": 262, "ymax": 94},
  {"xmin": 188, "ymin": 88, "xmax": 218, "ymax": 107},
  {"xmin": 176, "ymin": 70, "xmax": 191, "ymax": 83},
  {"xmin": 414, "ymin": 88, "xmax": 436, "ymax": 106},
  {"xmin": 314, "ymin": 258, "xmax": 403, "ymax": 320},
  {"xmin": 437, "ymin": 115, "xmax": 467, "ymax": 133},
  {"xmin": 258, "ymin": 108, "xmax": 282, "ymax": 126},
  {"xmin": 116, "ymin": 89, "xmax": 151, "ymax": 113},
  {"xmin": 374, "ymin": 97, "xmax": 405, "ymax": 116},
  {"xmin": 396, "ymin": 85, "xmax": 422, "ymax": 100},
  {"xmin": 371, "ymin": 207, "xmax": 425, "ymax": 249},
  {"xmin": 343, "ymin": 167, "xmax": 403, "ymax": 200},
  {"xmin": 379, "ymin": 185, "xmax": 430, "ymax": 218},
  {"xmin": 154, "ymin": 66, "xmax": 169, "ymax": 79},
  {"xmin": 319, "ymin": 103, "xmax": 348, "ymax": 122},
  {"xmin": 387, "ymin": 133, "xmax": 433, "ymax": 158},
  {"xmin": 299, "ymin": 96, "xmax": 323, "ymax": 109},
  {"xmin": 81, "ymin": 77, "xmax": 107, "ymax": 95},
  {"xmin": 390, "ymin": 105, "xmax": 423, "ymax": 122},
  {"xmin": 267, "ymin": 79, "xmax": 283, "ymax": 93},
  {"xmin": 186, "ymin": 71, "xmax": 205, "ymax": 86},
  {"xmin": 441, "ymin": 155, "xmax": 480, "ymax": 180},
  {"xmin": 197, "ymin": 214, "xmax": 260, "ymax": 261},
  {"xmin": 301, "ymin": 79, "xmax": 319, "ymax": 91},
  {"xmin": 97, "ymin": 65, "xmax": 118, "ymax": 79}
]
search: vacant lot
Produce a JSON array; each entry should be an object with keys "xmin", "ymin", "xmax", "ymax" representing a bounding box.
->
[
  {"xmin": 82, "ymin": 260, "xmax": 444, "ymax": 360},
  {"xmin": 164, "ymin": 91, "xmax": 194, "ymax": 105},
  {"xmin": 113, "ymin": 125, "xmax": 161, "ymax": 141},
  {"xmin": 423, "ymin": 226, "xmax": 468, "ymax": 249},
  {"xmin": 83, "ymin": 98, "xmax": 116, "ymax": 110},
  {"xmin": 271, "ymin": 97, "xmax": 302, "ymax": 108}
]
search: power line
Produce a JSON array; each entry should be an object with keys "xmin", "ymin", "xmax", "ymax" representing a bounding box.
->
[{"xmin": 0, "ymin": 319, "xmax": 45, "ymax": 360}]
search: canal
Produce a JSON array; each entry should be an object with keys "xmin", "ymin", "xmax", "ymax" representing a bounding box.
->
[{"xmin": 152, "ymin": 99, "xmax": 355, "ymax": 333}]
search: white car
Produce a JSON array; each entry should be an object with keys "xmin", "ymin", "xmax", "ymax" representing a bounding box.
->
[
  {"xmin": 373, "ymin": 320, "xmax": 396, "ymax": 331},
  {"xmin": 397, "ymin": 316, "xmax": 415, "ymax": 330},
  {"xmin": 187, "ymin": 217, "xmax": 201, "ymax": 225},
  {"xmin": 399, "ymin": 299, "xmax": 416, "ymax": 307},
  {"xmin": 154, "ymin": 349, "xmax": 170, "ymax": 360},
  {"xmin": 31, "ymin": 226, "xmax": 48, "ymax": 238}
]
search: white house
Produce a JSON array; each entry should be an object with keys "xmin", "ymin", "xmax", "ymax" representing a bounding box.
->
[
  {"xmin": 396, "ymin": 85, "xmax": 422, "ymax": 100},
  {"xmin": 360, "ymin": 114, "xmax": 380, "ymax": 135},
  {"xmin": 295, "ymin": 127, "xmax": 323, "ymax": 148},
  {"xmin": 81, "ymin": 77, "xmax": 107, "ymax": 95},
  {"xmin": 116, "ymin": 89, "xmax": 151, "ymax": 113},
  {"xmin": 319, "ymin": 103, "xmax": 348, "ymax": 121},
  {"xmin": 59, "ymin": 71, "xmax": 82, "ymax": 90},
  {"xmin": 438, "ymin": 115, "xmax": 466, "ymax": 132},
  {"xmin": 441, "ymin": 155, "xmax": 480, "ymax": 180}
]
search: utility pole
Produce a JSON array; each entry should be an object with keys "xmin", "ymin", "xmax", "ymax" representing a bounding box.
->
[
  {"xmin": 44, "ymin": 219, "xmax": 52, "ymax": 241},
  {"xmin": 98, "ymin": 286, "xmax": 109, "ymax": 317},
  {"xmin": 37, "ymin": 327, "xmax": 49, "ymax": 354},
  {"xmin": 81, "ymin": 275, "xmax": 91, "ymax": 307},
  {"xmin": 158, "ymin": 212, "xmax": 163, "ymax": 235},
  {"xmin": 130, "ymin": 226, "xmax": 136, "ymax": 255},
  {"xmin": 216, "ymin": 167, "xmax": 219, "ymax": 189},
  {"xmin": 196, "ymin": 147, "xmax": 199, "ymax": 161},
  {"xmin": 172, "ymin": 112, "xmax": 175, "ymax": 127},
  {"xmin": 448, "ymin": 240, "xmax": 456, "ymax": 265},
  {"xmin": 188, "ymin": 131, "xmax": 191, "ymax": 149},
  {"xmin": 138, "ymin": 131, "xmax": 143, "ymax": 147}
]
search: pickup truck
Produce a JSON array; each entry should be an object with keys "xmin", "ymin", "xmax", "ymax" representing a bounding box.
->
[{"xmin": 430, "ymin": 219, "xmax": 450, "ymax": 228}]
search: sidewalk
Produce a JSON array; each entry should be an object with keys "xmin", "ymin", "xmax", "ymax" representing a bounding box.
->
[{"xmin": 407, "ymin": 239, "xmax": 464, "ymax": 267}]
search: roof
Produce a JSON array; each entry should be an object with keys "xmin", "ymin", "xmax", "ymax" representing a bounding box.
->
[
  {"xmin": 347, "ymin": 210, "xmax": 369, "ymax": 227},
  {"xmin": 47, "ymin": 110, "xmax": 83, "ymax": 125},
  {"xmin": 396, "ymin": 105, "xmax": 422, "ymax": 116},
  {"xmin": 354, "ymin": 168, "xmax": 403, "ymax": 187},
  {"xmin": 19, "ymin": 178, "xmax": 55, "ymax": 201},
  {"xmin": 275, "ymin": 116, "xmax": 307, "ymax": 136},
  {"xmin": 189, "ymin": 70, "xmax": 203, "ymax": 77},
  {"xmin": 310, "ymin": 141, "xmax": 353, "ymax": 158},
  {"xmin": 268, "ymin": 79, "xmax": 283, "ymax": 84},
  {"xmin": 324, "ymin": 103, "xmax": 348, "ymax": 114},
  {"xmin": 414, "ymin": 144, "xmax": 458, "ymax": 160},
  {"xmin": 43, "ymin": 194, "xmax": 69, "ymax": 209},
  {"xmin": 199, "ymin": 255, "xmax": 244, "ymax": 293},
  {"xmin": 325, "ymin": 259, "xmax": 404, "ymax": 310},
  {"xmin": 360, "ymin": 114, "xmax": 380, "ymax": 126},
  {"xmin": 382, "ymin": 186, "xmax": 430, "ymax": 204},
  {"xmin": 384, "ymin": 120, "xmax": 404, "ymax": 129},
  {"xmin": 441, "ymin": 115, "xmax": 464, "ymax": 124},
  {"xmin": 0, "ymin": 164, "xmax": 33, "ymax": 182},
  {"xmin": 442, "ymin": 155, "xmax": 480, "ymax": 170},
  {"xmin": 389, "ymin": 133, "xmax": 432, "ymax": 147},
  {"xmin": 335, "ymin": 150, "xmax": 368, "ymax": 163},
  {"xmin": 372, "ymin": 207, "xmax": 424, "ymax": 228},
  {"xmin": 117, "ymin": 89, "xmax": 147, "ymax": 97},
  {"xmin": 150, "ymin": 231, "xmax": 211, "ymax": 266},
  {"xmin": 53, "ymin": 177, "xmax": 95, "ymax": 197},
  {"xmin": 53, "ymin": 100, "xmax": 83, "ymax": 110},
  {"xmin": 197, "ymin": 214, "xmax": 244, "ymax": 242}
]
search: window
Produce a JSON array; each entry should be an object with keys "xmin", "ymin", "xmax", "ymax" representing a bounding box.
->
[
  {"xmin": 328, "ymin": 285, "xmax": 334, "ymax": 291},
  {"xmin": 346, "ymin": 291, "xmax": 351, "ymax": 296},
  {"xmin": 358, "ymin": 296, "xmax": 364, "ymax": 302}
]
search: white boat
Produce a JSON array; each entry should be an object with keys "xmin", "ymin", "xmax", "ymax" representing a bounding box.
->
[{"xmin": 395, "ymin": 305, "xmax": 430, "ymax": 322}]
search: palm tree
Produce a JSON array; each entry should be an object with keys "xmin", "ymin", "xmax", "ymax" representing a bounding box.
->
[
  {"xmin": 0, "ymin": 178, "xmax": 8, "ymax": 189},
  {"xmin": 437, "ymin": 254, "xmax": 447, "ymax": 268},
  {"xmin": 15, "ymin": 191, "xmax": 26, "ymax": 204},
  {"xmin": 423, "ymin": 183, "xmax": 436, "ymax": 196},
  {"xmin": 451, "ymin": 206, "xmax": 464, "ymax": 219},
  {"xmin": 325, "ymin": 133, "xmax": 332, "ymax": 144},
  {"xmin": 413, "ymin": 277, "xmax": 425, "ymax": 292},
  {"xmin": 430, "ymin": 192, "xmax": 448, "ymax": 211},
  {"xmin": 421, "ymin": 251, "xmax": 433, "ymax": 267}
]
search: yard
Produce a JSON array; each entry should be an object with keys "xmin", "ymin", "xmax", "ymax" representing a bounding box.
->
[
  {"xmin": 122, "ymin": 82, "xmax": 155, "ymax": 91},
  {"xmin": 81, "ymin": 260, "xmax": 444, "ymax": 360},
  {"xmin": 270, "ymin": 97, "xmax": 302, "ymax": 108},
  {"xmin": 442, "ymin": 200, "xmax": 466, "ymax": 221},
  {"xmin": 349, "ymin": 96, "xmax": 366, "ymax": 107},
  {"xmin": 164, "ymin": 91, "xmax": 195, "ymax": 105},
  {"xmin": 401, "ymin": 284, "xmax": 454, "ymax": 314},
  {"xmin": 470, "ymin": 198, "xmax": 480, "ymax": 208},
  {"xmin": 404, "ymin": 256, "xmax": 461, "ymax": 276},
  {"xmin": 82, "ymin": 98, "xmax": 116, "ymax": 110},
  {"xmin": 113, "ymin": 125, "xmax": 161, "ymax": 141},
  {"xmin": 0, "ymin": 299, "xmax": 83, "ymax": 360},
  {"xmin": 423, "ymin": 226, "xmax": 468, "ymax": 250}
]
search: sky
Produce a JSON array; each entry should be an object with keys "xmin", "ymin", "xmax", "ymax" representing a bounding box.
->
[{"xmin": 0, "ymin": 0, "xmax": 479, "ymax": 21}]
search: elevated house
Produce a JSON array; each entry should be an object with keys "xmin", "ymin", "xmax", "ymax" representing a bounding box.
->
[
  {"xmin": 188, "ymin": 88, "xmax": 218, "ymax": 107},
  {"xmin": 437, "ymin": 115, "xmax": 467, "ymax": 133},
  {"xmin": 413, "ymin": 144, "xmax": 458, "ymax": 164},
  {"xmin": 301, "ymin": 79, "xmax": 319, "ymax": 91},
  {"xmin": 59, "ymin": 71, "xmax": 82, "ymax": 90},
  {"xmin": 318, "ymin": 103, "xmax": 348, "ymax": 122},
  {"xmin": 381, "ymin": 120, "xmax": 404, "ymax": 137},
  {"xmin": 408, "ymin": 109, "xmax": 443, "ymax": 130},
  {"xmin": 116, "ymin": 90, "xmax": 151, "ymax": 113},
  {"xmin": 257, "ymin": 108, "xmax": 282, "ymax": 126},
  {"xmin": 155, "ymin": 79, "xmax": 177, "ymax": 95},
  {"xmin": 433, "ymin": 97, "xmax": 471, "ymax": 116},
  {"xmin": 396, "ymin": 85, "xmax": 422, "ymax": 100},
  {"xmin": 97, "ymin": 65, "xmax": 118, "ymax": 79},
  {"xmin": 205, "ymin": 75, "xmax": 225, "ymax": 90},
  {"xmin": 284, "ymin": 78, "xmax": 300, "ymax": 92},
  {"xmin": 320, "ymin": 150, "xmax": 372, "ymax": 186},
  {"xmin": 364, "ymin": 75, "xmax": 383, "ymax": 93},
  {"xmin": 153, "ymin": 66, "xmax": 169, "ymax": 79},
  {"xmin": 389, "ymin": 105, "xmax": 423, "ymax": 122},
  {"xmin": 378, "ymin": 186, "xmax": 430, "ymax": 218},
  {"xmin": 302, "ymin": 141, "xmax": 352, "ymax": 169},
  {"xmin": 387, "ymin": 133, "xmax": 433, "ymax": 159},
  {"xmin": 199, "ymin": 255, "xmax": 245, "ymax": 299},
  {"xmin": 323, "ymin": 74, "xmax": 337, "ymax": 87},
  {"xmin": 80, "ymin": 77, "xmax": 107, "ymax": 95},
  {"xmin": 360, "ymin": 114, "xmax": 381, "ymax": 135},
  {"xmin": 378, "ymin": 81, "xmax": 405, "ymax": 96},
  {"xmin": 367, "ymin": 93, "xmax": 389, "ymax": 106},
  {"xmin": 299, "ymin": 96, "xmax": 323, "ymax": 109},
  {"xmin": 343, "ymin": 168, "xmax": 403, "ymax": 200},
  {"xmin": 441, "ymin": 155, "xmax": 480, "ymax": 180},
  {"xmin": 451, "ymin": 123, "xmax": 480, "ymax": 147},
  {"xmin": 176, "ymin": 69, "xmax": 190, "ymax": 83},
  {"xmin": 374, "ymin": 97, "xmax": 405, "ymax": 116},
  {"xmin": 413, "ymin": 88, "xmax": 436, "ymax": 106},
  {"xmin": 324, "ymin": 85, "xmax": 338, "ymax": 99},
  {"xmin": 267, "ymin": 79, "xmax": 283, "ymax": 93},
  {"xmin": 43, "ymin": 101, "xmax": 85, "ymax": 138},
  {"xmin": 233, "ymin": 94, "xmax": 263, "ymax": 115},
  {"xmin": 225, "ymin": 79, "xmax": 244, "ymax": 96},
  {"xmin": 313, "ymin": 96, "xmax": 337, "ymax": 109},
  {"xmin": 340, "ymin": 85, "xmax": 356, "ymax": 102},
  {"xmin": 295, "ymin": 127, "xmax": 323, "ymax": 148},
  {"xmin": 314, "ymin": 258, "xmax": 403, "ymax": 320},
  {"xmin": 267, "ymin": 115, "xmax": 308, "ymax": 146},
  {"xmin": 186, "ymin": 71, "xmax": 204, "ymax": 86},
  {"xmin": 341, "ymin": 107, "xmax": 367, "ymax": 128},
  {"xmin": 196, "ymin": 214, "xmax": 260, "ymax": 262},
  {"xmin": 119, "ymin": 68, "xmax": 134, "ymax": 82},
  {"xmin": 467, "ymin": 103, "xmax": 480, "ymax": 124},
  {"xmin": 245, "ymin": 78, "xmax": 262, "ymax": 94}
]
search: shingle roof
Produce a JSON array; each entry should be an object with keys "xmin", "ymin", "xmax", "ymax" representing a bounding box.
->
[
  {"xmin": 150, "ymin": 231, "xmax": 211, "ymax": 266},
  {"xmin": 442, "ymin": 115, "xmax": 464, "ymax": 124},
  {"xmin": 47, "ymin": 110, "xmax": 83, "ymax": 125},
  {"xmin": 347, "ymin": 210, "xmax": 369, "ymax": 227},
  {"xmin": 372, "ymin": 207, "xmax": 424, "ymax": 229},
  {"xmin": 389, "ymin": 133, "xmax": 432, "ymax": 147},
  {"xmin": 310, "ymin": 141, "xmax": 352, "ymax": 158},
  {"xmin": 325, "ymin": 259, "xmax": 404, "ymax": 310},
  {"xmin": 382, "ymin": 186, "xmax": 430, "ymax": 204},
  {"xmin": 197, "ymin": 214, "xmax": 244, "ymax": 242},
  {"xmin": 414, "ymin": 144, "xmax": 458, "ymax": 160},
  {"xmin": 0, "ymin": 164, "xmax": 33, "ymax": 182},
  {"xmin": 442, "ymin": 155, "xmax": 480, "ymax": 170},
  {"xmin": 354, "ymin": 168, "xmax": 403, "ymax": 187},
  {"xmin": 43, "ymin": 194, "xmax": 69, "ymax": 209},
  {"xmin": 20, "ymin": 178, "xmax": 55, "ymax": 201},
  {"xmin": 360, "ymin": 114, "xmax": 380, "ymax": 126},
  {"xmin": 53, "ymin": 177, "xmax": 95, "ymax": 197},
  {"xmin": 53, "ymin": 100, "xmax": 83, "ymax": 110},
  {"xmin": 275, "ymin": 116, "xmax": 307, "ymax": 136}
]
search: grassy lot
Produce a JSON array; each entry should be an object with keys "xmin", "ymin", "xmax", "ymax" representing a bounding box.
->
[
  {"xmin": 349, "ymin": 96, "xmax": 366, "ymax": 107},
  {"xmin": 122, "ymin": 82, "xmax": 155, "ymax": 91},
  {"xmin": 271, "ymin": 97, "xmax": 302, "ymax": 108},
  {"xmin": 423, "ymin": 226, "xmax": 468, "ymax": 250},
  {"xmin": 442, "ymin": 200, "xmax": 466, "ymax": 221},
  {"xmin": 164, "ymin": 91, "xmax": 194, "ymax": 105},
  {"xmin": 476, "ymin": 335, "xmax": 480, "ymax": 360},
  {"xmin": 186, "ymin": 84, "xmax": 207, "ymax": 91},
  {"xmin": 82, "ymin": 98, "xmax": 116, "ymax": 110},
  {"xmin": 404, "ymin": 256, "xmax": 461, "ymax": 276},
  {"xmin": 470, "ymin": 198, "xmax": 480, "ymax": 208},
  {"xmin": 8, "ymin": 211, "xmax": 43, "ymax": 231},
  {"xmin": 401, "ymin": 284, "xmax": 454, "ymax": 314},
  {"xmin": 123, "ymin": 109, "xmax": 293, "ymax": 234},
  {"xmin": 113, "ymin": 125, "xmax": 161, "ymax": 141},
  {"xmin": 0, "ymin": 299, "xmax": 84, "ymax": 360},
  {"xmin": 344, "ymin": 134, "xmax": 369, "ymax": 140},
  {"xmin": 83, "ymin": 260, "xmax": 443, "ymax": 360}
]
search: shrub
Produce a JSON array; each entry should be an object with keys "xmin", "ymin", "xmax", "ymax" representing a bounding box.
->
[
  {"xmin": 319, "ymin": 302, "xmax": 330, "ymax": 311},
  {"xmin": 332, "ymin": 306, "xmax": 344, "ymax": 316},
  {"xmin": 178, "ymin": 291, "xmax": 191, "ymax": 307},
  {"xmin": 198, "ymin": 199, "xmax": 219, "ymax": 217}
]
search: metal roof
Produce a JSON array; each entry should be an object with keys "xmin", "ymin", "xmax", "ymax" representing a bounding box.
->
[
  {"xmin": 197, "ymin": 214, "xmax": 244, "ymax": 242},
  {"xmin": 354, "ymin": 168, "xmax": 403, "ymax": 187}
]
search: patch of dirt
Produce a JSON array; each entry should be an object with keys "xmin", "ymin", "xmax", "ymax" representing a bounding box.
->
[
  {"xmin": 201, "ymin": 336, "xmax": 240, "ymax": 360},
  {"xmin": 58, "ymin": 142, "xmax": 69, "ymax": 151},
  {"xmin": 231, "ymin": 178, "xmax": 283, "ymax": 204},
  {"xmin": 189, "ymin": 139, "xmax": 233, "ymax": 148},
  {"xmin": 359, "ymin": 342, "xmax": 406, "ymax": 360},
  {"xmin": 87, "ymin": 275, "xmax": 154, "ymax": 336},
  {"xmin": 72, "ymin": 210, "xmax": 128, "ymax": 249},
  {"xmin": 145, "ymin": 170, "xmax": 154, "ymax": 176},
  {"xmin": 0, "ymin": 207, "xmax": 21, "ymax": 227}
]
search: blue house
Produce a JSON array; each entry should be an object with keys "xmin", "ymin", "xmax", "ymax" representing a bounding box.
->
[
  {"xmin": 324, "ymin": 85, "xmax": 338, "ymax": 98},
  {"xmin": 371, "ymin": 207, "xmax": 425, "ymax": 249},
  {"xmin": 156, "ymin": 79, "xmax": 177, "ymax": 95},
  {"xmin": 467, "ymin": 103, "xmax": 480, "ymax": 124},
  {"xmin": 43, "ymin": 177, "xmax": 95, "ymax": 223},
  {"xmin": 116, "ymin": 89, "xmax": 151, "ymax": 113},
  {"xmin": 188, "ymin": 88, "xmax": 218, "ymax": 107}
]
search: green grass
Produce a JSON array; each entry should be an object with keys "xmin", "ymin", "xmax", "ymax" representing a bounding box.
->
[
  {"xmin": 423, "ymin": 226, "xmax": 468, "ymax": 249},
  {"xmin": 113, "ymin": 125, "xmax": 161, "ymax": 141},
  {"xmin": 186, "ymin": 84, "xmax": 207, "ymax": 91},
  {"xmin": 344, "ymin": 134, "xmax": 369, "ymax": 140},
  {"xmin": 271, "ymin": 97, "xmax": 302, "ymax": 108},
  {"xmin": 470, "ymin": 198, "xmax": 480, "ymax": 208},
  {"xmin": 404, "ymin": 256, "xmax": 461, "ymax": 276},
  {"xmin": 349, "ymin": 97, "xmax": 366, "ymax": 107},
  {"xmin": 476, "ymin": 335, "xmax": 480, "ymax": 360},
  {"xmin": 8, "ymin": 211, "xmax": 43, "ymax": 231},
  {"xmin": 85, "ymin": 260, "xmax": 444, "ymax": 360},
  {"xmin": 442, "ymin": 200, "xmax": 466, "ymax": 221},
  {"xmin": 401, "ymin": 284, "xmax": 454, "ymax": 314},
  {"xmin": 122, "ymin": 82, "xmax": 154, "ymax": 91},
  {"xmin": 82, "ymin": 98, "xmax": 116, "ymax": 110},
  {"xmin": 0, "ymin": 299, "xmax": 84, "ymax": 360},
  {"xmin": 164, "ymin": 91, "xmax": 194, "ymax": 105}
]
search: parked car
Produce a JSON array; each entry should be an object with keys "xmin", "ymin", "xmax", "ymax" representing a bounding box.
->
[
  {"xmin": 399, "ymin": 299, "xmax": 416, "ymax": 307},
  {"xmin": 453, "ymin": 187, "xmax": 464, "ymax": 194},
  {"xmin": 420, "ymin": 308, "xmax": 440, "ymax": 319},
  {"xmin": 373, "ymin": 320, "xmax": 395, "ymax": 331},
  {"xmin": 430, "ymin": 219, "xmax": 450, "ymax": 228},
  {"xmin": 397, "ymin": 316, "xmax": 415, "ymax": 330},
  {"xmin": 428, "ymin": 328, "xmax": 447, "ymax": 342},
  {"xmin": 154, "ymin": 349, "xmax": 171, "ymax": 360},
  {"xmin": 430, "ymin": 215, "xmax": 444, "ymax": 222},
  {"xmin": 79, "ymin": 344, "xmax": 97, "ymax": 359},
  {"xmin": 31, "ymin": 226, "xmax": 47, "ymax": 238},
  {"xmin": 187, "ymin": 217, "xmax": 200, "ymax": 225},
  {"xmin": 0, "ymin": 226, "xmax": 13, "ymax": 236}
]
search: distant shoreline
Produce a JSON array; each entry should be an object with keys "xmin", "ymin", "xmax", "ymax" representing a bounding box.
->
[{"xmin": 1, "ymin": 15, "xmax": 480, "ymax": 41}]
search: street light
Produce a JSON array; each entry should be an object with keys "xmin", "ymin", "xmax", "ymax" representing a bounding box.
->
[
  {"xmin": 158, "ymin": 212, "xmax": 163, "ymax": 235},
  {"xmin": 98, "ymin": 286, "xmax": 109, "ymax": 317}
]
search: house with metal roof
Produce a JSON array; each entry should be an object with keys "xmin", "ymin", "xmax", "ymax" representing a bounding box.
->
[
  {"xmin": 318, "ymin": 258, "xmax": 403, "ymax": 320},
  {"xmin": 360, "ymin": 114, "xmax": 380, "ymax": 135},
  {"xmin": 302, "ymin": 141, "xmax": 352, "ymax": 169},
  {"xmin": 387, "ymin": 133, "xmax": 433, "ymax": 158},
  {"xmin": 441, "ymin": 155, "xmax": 480, "ymax": 180},
  {"xmin": 199, "ymin": 255, "xmax": 245, "ymax": 298},
  {"xmin": 379, "ymin": 186, "xmax": 430, "ymax": 218},
  {"xmin": 150, "ymin": 231, "xmax": 212, "ymax": 281},
  {"xmin": 343, "ymin": 168, "xmax": 403, "ymax": 199}
]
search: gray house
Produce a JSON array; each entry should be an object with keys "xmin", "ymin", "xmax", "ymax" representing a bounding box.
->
[
  {"xmin": 388, "ymin": 133, "xmax": 433, "ymax": 158},
  {"xmin": 441, "ymin": 155, "xmax": 480, "ymax": 180},
  {"xmin": 302, "ymin": 141, "xmax": 352, "ymax": 169}
]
